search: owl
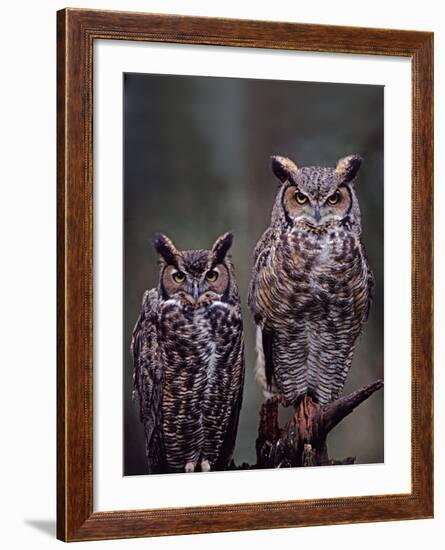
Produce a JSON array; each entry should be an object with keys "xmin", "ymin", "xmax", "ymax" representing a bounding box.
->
[
  {"xmin": 248, "ymin": 154, "xmax": 374, "ymax": 407},
  {"xmin": 131, "ymin": 232, "xmax": 244, "ymax": 474}
]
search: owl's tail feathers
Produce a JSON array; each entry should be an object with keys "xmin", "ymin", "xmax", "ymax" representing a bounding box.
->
[{"xmin": 254, "ymin": 325, "xmax": 278, "ymax": 400}]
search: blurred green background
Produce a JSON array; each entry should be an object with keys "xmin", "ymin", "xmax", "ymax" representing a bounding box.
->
[{"xmin": 123, "ymin": 73, "xmax": 384, "ymax": 475}]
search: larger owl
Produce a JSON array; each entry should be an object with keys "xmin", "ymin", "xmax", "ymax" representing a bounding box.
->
[
  {"xmin": 248, "ymin": 154, "xmax": 374, "ymax": 407},
  {"xmin": 131, "ymin": 232, "xmax": 244, "ymax": 474}
]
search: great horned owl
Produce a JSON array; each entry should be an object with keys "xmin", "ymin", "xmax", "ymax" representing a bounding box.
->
[
  {"xmin": 131, "ymin": 232, "xmax": 244, "ymax": 474},
  {"xmin": 248, "ymin": 154, "xmax": 374, "ymax": 407}
]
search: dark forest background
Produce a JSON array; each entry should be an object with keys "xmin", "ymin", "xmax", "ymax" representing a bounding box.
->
[{"xmin": 123, "ymin": 73, "xmax": 384, "ymax": 475}]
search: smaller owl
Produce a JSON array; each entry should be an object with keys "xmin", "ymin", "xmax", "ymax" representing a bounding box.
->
[{"xmin": 131, "ymin": 232, "xmax": 244, "ymax": 474}]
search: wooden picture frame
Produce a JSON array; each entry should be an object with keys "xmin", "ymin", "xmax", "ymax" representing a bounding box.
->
[{"xmin": 57, "ymin": 8, "xmax": 434, "ymax": 542}]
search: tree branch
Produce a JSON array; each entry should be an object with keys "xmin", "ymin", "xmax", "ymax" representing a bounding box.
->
[
  {"xmin": 255, "ymin": 379, "xmax": 384, "ymax": 469},
  {"xmin": 322, "ymin": 379, "xmax": 384, "ymax": 434}
]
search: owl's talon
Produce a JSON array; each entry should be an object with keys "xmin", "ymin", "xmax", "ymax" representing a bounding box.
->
[
  {"xmin": 185, "ymin": 461, "xmax": 196, "ymax": 473},
  {"xmin": 278, "ymin": 395, "xmax": 290, "ymax": 407},
  {"xmin": 201, "ymin": 459, "xmax": 211, "ymax": 472}
]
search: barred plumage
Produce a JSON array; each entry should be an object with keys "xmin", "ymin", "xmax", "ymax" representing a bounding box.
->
[
  {"xmin": 248, "ymin": 155, "xmax": 373, "ymax": 406},
  {"xmin": 131, "ymin": 233, "xmax": 244, "ymax": 473}
]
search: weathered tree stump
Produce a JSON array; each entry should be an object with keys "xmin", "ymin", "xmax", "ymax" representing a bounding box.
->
[{"xmin": 256, "ymin": 379, "xmax": 383, "ymax": 468}]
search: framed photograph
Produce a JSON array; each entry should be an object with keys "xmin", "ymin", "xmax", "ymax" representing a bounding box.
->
[{"xmin": 57, "ymin": 8, "xmax": 433, "ymax": 542}]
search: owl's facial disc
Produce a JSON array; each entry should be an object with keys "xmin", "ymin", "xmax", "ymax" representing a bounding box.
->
[
  {"xmin": 161, "ymin": 263, "xmax": 230, "ymax": 305},
  {"xmin": 283, "ymin": 184, "xmax": 351, "ymax": 228}
]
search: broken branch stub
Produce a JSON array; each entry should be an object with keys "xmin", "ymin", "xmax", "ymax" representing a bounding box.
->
[{"xmin": 255, "ymin": 379, "xmax": 384, "ymax": 468}]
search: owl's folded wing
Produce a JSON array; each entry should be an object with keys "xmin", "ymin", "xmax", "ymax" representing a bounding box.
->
[
  {"xmin": 215, "ymin": 311, "xmax": 245, "ymax": 470},
  {"xmin": 365, "ymin": 259, "xmax": 375, "ymax": 323},
  {"xmin": 131, "ymin": 289, "xmax": 165, "ymax": 470},
  {"xmin": 247, "ymin": 226, "xmax": 274, "ymax": 309}
]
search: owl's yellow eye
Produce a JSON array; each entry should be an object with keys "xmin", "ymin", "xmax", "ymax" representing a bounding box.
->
[
  {"xmin": 294, "ymin": 191, "xmax": 308, "ymax": 205},
  {"xmin": 206, "ymin": 270, "xmax": 219, "ymax": 282},
  {"xmin": 327, "ymin": 191, "xmax": 340, "ymax": 205},
  {"xmin": 172, "ymin": 271, "xmax": 186, "ymax": 284}
]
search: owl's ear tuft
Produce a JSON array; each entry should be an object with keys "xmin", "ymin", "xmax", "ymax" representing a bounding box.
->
[
  {"xmin": 153, "ymin": 233, "xmax": 179, "ymax": 266},
  {"xmin": 271, "ymin": 155, "xmax": 299, "ymax": 184},
  {"xmin": 335, "ymin": 154, "xmax": 362, "ymax": 182},
  {"xmin": 211, "ymin": 232, "xmax": 233, "ymax": 264}
]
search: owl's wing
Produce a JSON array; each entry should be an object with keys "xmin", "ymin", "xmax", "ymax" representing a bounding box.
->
[
  {"xmin": 358, "ymin": 238, "xmax": 375, "ymax": 324},
  {"xmin": 248, "ymin": 227, "xmax": 276, "ymax": 391},
  {"xmin": 215, "ymin": 318, "xmax": 245, "ymax": 470},
  {"xmin": 131, "ymin": 288, "xmax": 165, "ymax": 473},
  {"xmin": 261, "ymin": 326, "xmax": 275, "ymax": 392},
  {"xmin": 365, "ymin": 258, "xmax": 375, "ymax": 322},
  {"xmin": 247, "ymin": 226, "xmax": 274, "ymax": 309}
]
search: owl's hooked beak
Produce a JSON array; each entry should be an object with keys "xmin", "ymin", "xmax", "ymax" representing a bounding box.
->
[
  {"xmin": 314, "ymin": 205, "xmax": 321, "ymax": 224},
  {"xmin": 192, "ymin": 280, "xmax": 200, "ymax": 301}
]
